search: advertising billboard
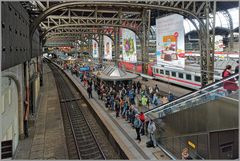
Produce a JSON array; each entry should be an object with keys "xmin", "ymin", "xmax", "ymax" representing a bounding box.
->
[
  {"xmin": 156, "ymin": 14, "xmax": 185, "ymax": 68},
  {"xmin": 122, "ymin": 28, "xmax": 137, "ymax": 62},
  {"xmin": 215, "ymin": 35, "xmax": 224, "ymax": 52},
  {"xmin": 104, "ymin": 36, "xmax": 112, "ymax": 60},
  {"xmin": 92, "ymin": 40, "xmax": 99, "ymax": 58}
]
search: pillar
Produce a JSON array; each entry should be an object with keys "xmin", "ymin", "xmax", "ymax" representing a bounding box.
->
[
  {"xmin": 24, "ymin": 61, "xmax": 30, "ymax": 137},
  {"xmin": 98, "ymin": 34, "xmax": 103, "ymax": 64},
  {"xmin": 114, "ymin": 27, "xmax": 120, "ymax": 66},
  {"xmin": 141, "ymin": 9, "xmax": 151, "ymax": 76}
]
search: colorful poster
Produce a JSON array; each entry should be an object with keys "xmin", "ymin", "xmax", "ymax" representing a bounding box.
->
[
  {"xmin": 104, "ymin": 36, "xmax": 112, "ymax": 60},
  {"xmin": 122, "ymin": 28, "xmax": 137, "ymax": 62},
  {"xmin": 214, "ymin": 35, "xmax": 224, "ymax": 52},
  {"xmin": 156, "ymin": 14, "xmax": 185, "ymax": 68},
  {"xmin": 92, "ymin": 40, "xmax": 99, "ymax": 58}
]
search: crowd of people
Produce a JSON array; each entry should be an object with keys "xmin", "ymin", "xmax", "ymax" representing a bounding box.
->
[
  {"xmin": 62, "ymin": 62, "xmax": 177, "ymax": 147},
  {"xmin": 61, "ymin": 60, "xmax": 239, "ymax": 153}
]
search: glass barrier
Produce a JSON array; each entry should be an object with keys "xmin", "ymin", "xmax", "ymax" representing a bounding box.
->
[{"xmin": 157, "ymin": 132, "xmax": 208, "ymax": 159}]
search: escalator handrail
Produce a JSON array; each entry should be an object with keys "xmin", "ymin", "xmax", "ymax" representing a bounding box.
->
[{"xmin": 144, "ymin": 73, "xmax": 239, "ymax": 115}]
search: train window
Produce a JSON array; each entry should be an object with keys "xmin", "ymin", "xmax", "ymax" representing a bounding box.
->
[
  {"xmin": 166, "ymin": 70, "xmax": 170, "ymax": 75},
  {"xmin": 186, "ymin": 74, "xmax": 192, "ymax": 80},
  {"xmin": 194, "ymin": 76, "xmax": 201, "ymax": 82},
  {"xmin": 156, "ymin": 69, "xmax": 159, "ymax": 74},
  {"xmin": 178, "ymin": 73, "xmax": 184, "ymax": 79},
  {"xmin": 172, "ymin": 72, "xmax": 176, "ymax": 77},
  {"xmin": 160, "ymin": 69, "xmax": 164, "ymax": 74}
]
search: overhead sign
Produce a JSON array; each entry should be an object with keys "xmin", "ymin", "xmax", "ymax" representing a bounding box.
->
[
  {"xmin": 122, "ymin": 28, "xmax": 137, "ymax": 63},
  {"xmin": 156, "ymin": 14, "xmax": 185, "ymax": 68},
  {"xmin": 104, "ymin": 36, "xmax": 112, "ymax": 60},
  {"xmin": 92, "ymin": 40, "xmax": 99, "ymax": 58}
]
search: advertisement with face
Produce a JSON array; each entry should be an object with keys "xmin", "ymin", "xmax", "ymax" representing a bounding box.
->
[
  {"xmin": 122, "ymin": 28, "xmax": 137, "ymax": 62},
  {"xmin": 92, "ymin": 40, "xmax": 99, "ymax": 58},
  {"xmin": 104, "ymin": 36, "xmax": 112, "ymax": 60},
  {"xmin": 156, "ymin": 14, "xmax": 185, "ymax": 68}
]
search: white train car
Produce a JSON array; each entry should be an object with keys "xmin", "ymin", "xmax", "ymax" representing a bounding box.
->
[{"xmin": 152, "ymin": 65, "xmax": 222, "ymax": 90}]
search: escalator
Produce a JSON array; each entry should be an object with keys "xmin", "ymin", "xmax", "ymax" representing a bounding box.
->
[
  {"xmin": 144, "ymin": 73, "xmax": 239, "ymax": 159},
  {"xmin": 144, "ymin": 73, "xmax": 239, "ymax": 118}
]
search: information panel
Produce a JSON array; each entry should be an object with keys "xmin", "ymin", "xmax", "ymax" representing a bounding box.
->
[
  {"xmin": 156, "ymin": 14, "xmax": 185, "ymax": 68},
  {"xmin": 122, "ymin": 28, "xmax": 137, "ymax": 62},
  {"xmin": 92, "ymin": 40, "xmax": 99, "ymax": 58},
  {"xmin": 104, "ymin": 36, "xmax": 112, "ymax": 60}
]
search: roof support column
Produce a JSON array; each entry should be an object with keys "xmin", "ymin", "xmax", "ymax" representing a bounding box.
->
[
  {"xmin": 114, "ymin": 27, "xmax": 120, "ymax": 66},
  {"xmin": 98, "ymin": 34, "xmax": 103, "ymax": 64},
  {"xmin": 209, "ymin": 0, "xmax": 216, "ymax": 83},
  {"xmin": 88, "ymin": 37, "xmax": 92, "ymax": 56},
  {"xmin": 199, "ymin": 1, "xmax": 215, "ymax": 86},
  {"xmin": 141, "ymin": 9, "xmax": 151, "ymax": 76}
]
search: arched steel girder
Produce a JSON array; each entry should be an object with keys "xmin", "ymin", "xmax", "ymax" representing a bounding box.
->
[
  {"xmin": 41, "ymin": 24, "xmax": 138, "ymax": 41},
  {"xmin": 46, "ymin": 32, "xmax": 114, "ymax": 43},
  {"xmin": 44, "ymin": 30, "xmax": 114, "ymax": 42},
  {"xmin": 221, "ymin": 10, "xmax": 234, "ymax": 50},
  {"xmin": 30, "ymin": 1, "xmax": 206, "ymax": 38},
  {"xmin": 45, "ymin": 32, "xmax": 100, "ymax": 44}
]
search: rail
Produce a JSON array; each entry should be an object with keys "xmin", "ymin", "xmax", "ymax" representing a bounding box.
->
[
  {"xmin": 48, "ymin": 61, "xmax": 106, "ymax": 159},
  {"xmin": 144, "ymin": 72, "xmax": 239, "ymax": 115}
]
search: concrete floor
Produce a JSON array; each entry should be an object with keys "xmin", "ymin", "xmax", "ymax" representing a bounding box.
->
[{"xmin": 14, "ymin": 64, "xmax": 68, "ymax": 159}]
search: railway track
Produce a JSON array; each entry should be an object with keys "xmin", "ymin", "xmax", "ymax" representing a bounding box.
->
[{"xmin": 47, "ymin": 61, "xmax": 120, "ymax": 159}]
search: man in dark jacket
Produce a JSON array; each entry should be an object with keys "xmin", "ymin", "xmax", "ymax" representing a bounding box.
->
[{"xmin": 87, "ymin": 85, "xmax": 92, "ymax": 98}]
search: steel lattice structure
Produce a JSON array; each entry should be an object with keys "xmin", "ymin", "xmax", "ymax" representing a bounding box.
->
[{"xmin": 23, "ymin": 0, "xmax": 238, "ymax": 86}]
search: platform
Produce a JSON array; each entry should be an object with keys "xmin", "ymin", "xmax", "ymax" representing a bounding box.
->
[
  {"xmin": 14, "ymin": 63, "xmax": 68, "ymax": 159},
  {"xmin": 59, "ymin": 63, "xmax": 171, "ymax": 160}
]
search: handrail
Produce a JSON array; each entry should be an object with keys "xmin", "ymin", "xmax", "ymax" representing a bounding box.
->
[
  {"xmin": 144, "ymin": 73, "xmax": 239, "ymax": 115},
  {"xmin": 157, "ymin": 85, "xmax": 229, "ymax": 115}
]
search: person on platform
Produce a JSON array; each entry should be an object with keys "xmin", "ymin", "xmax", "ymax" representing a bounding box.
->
[
  {"xmin": 147, "ymin": 119, "xmax": 156, "ymax": 148},
  {"xmin": 168, "ymin": 92, "xmax": 174, "ymax": 102},
  {"xmin": 137, "ymin": 81, "xmax": 141, "ymax": 94},
  {"xmin": 222, "ymin": 65, "xmax": 238, "ymax": 94},
  {"xmin": 134, "ymin": 114, "xmax": 142, "ymax": 143},
  {"xmin": 87, "ymin": 85, "xmax": 92, "ymax": 98},
  {"xmin": 141, "ymin": 95, "xmax": 148, "ymax": 107},
  {"xmin": 115, "ymin": 97, "xmax": 120, "ymax": 117},
  {"xmin": 139, "ymin": 112, "xmax": 145, "ymax": 135},
  {"xmin": 154, "ymin": 84, "xmax": 159, "ymax": 93}
]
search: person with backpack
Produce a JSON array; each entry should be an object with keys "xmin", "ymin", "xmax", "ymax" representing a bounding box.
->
[
  {"xmin": 154, "ymin": 84, "xmax": 159, "ymax": 93},
  {"xmin": 134, "ymin": 114, "xmax": 142, "ymax": 143},
  {"xmin": 147, "ymin": 119, "xmax": 156, "ymax": 148}
]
